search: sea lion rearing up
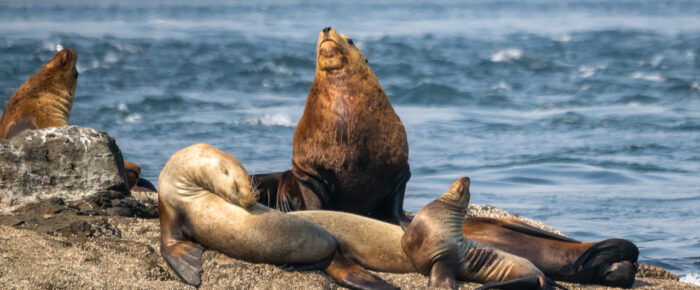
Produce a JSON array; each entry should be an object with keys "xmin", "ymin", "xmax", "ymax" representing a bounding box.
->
[
  {"xmin": 158, "ymin": 144, "xmax": 337, "ymax": 286},
  {"xmin": 254, "ymin": 26, "xmax": 412, "ymax": 226},
  {"xmin": 0, "ymin": 49, "xmax": 78, "ymax": 139},
  {"xmin": 401, "ymin": 177, "xmax": 562, "ymax": 290},
  {"xmin": 294, "ymin": 178, "xmax": 561, "ymax": 290}
]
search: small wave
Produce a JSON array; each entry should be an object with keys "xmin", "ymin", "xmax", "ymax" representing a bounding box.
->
[
  {"xmin": 242, "ymin": 114, "xmax": 295, "ymax": 127},
  {"xmin": 490, "ymin": 49, "xmax": 522, "ymax": 62},
  {"xmin": 680, "ymin": 273, "xmax": 700, "ymax": 286},
  {"xmin": 632, "ymin": 72, "xmax": 665, "ymax": 82},
  {"xmin": 124, "ymin": 113, "xmax": 142, "ymax": 123}
]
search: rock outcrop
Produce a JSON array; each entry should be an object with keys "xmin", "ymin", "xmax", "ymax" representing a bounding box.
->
[{"xmin": 0, "ymin": 126, "xmax": 155, "ymax": 217}]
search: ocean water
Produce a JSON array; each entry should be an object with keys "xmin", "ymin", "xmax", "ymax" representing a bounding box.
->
[{"xmin": 1, "ymin": 0, "xmax": 699, "ymax": 282}]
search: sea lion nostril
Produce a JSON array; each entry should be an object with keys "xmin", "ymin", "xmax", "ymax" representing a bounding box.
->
[{"xmin": 323, "ymin": 27, "xmax": 332, "ymax": 33}]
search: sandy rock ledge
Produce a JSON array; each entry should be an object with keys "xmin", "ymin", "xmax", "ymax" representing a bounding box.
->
[{"xmin": 0, "ymin": 204, "xmax": 697, "ymax": 289}]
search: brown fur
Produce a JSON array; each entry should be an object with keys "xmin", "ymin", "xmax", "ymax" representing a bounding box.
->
[
  {"xmin": 463, "ymin": 217, "xmax": 638, "ymax": 287},
  {"xmin": 0, "ymin": 49, "xmax": 78, "ymax": 139},
  {"xmin": 402, "ymin": 178, "xmax": 552, "ymax": 289},
  {"xmin": 288, "ymin": 27, "xmax": 411, "ymax": 224},
  {"xmin": 124, "ymin": 161, "xmax": 141, "ymax": 189}
]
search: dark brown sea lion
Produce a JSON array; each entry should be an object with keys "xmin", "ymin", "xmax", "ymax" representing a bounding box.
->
[
  {"xmin": 463, "ymin": 217, "xmax": 639, "ymax": 287},
  {"xmin": 401, "ymin": 177, "xmax": 563, "ymax": 290},
  {"xmin": 253, "ymin": 26, "xmax": 412, "ymax": 226},
  {"xmin": 0, "ymin": 49, "xmax": 78, "ymax": 139},
  {"xmin": 123, "ymin": 161, "xmax": 157, "ymax": 192}
]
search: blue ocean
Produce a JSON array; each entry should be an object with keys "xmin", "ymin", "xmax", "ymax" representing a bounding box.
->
[{"xmin": 1, "ymin": 0, "xmax": 698, "ymax": 283}]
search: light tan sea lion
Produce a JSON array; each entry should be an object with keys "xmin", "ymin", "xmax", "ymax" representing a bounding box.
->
[
  {"xmin": 157, "ymin": 144, "xmax": 339, "ymax": 286},
  {"xmin": 253, "ymin": 27, "xmax": 412, "ymax": 226},
  {"xmin": 0, "ymin": 49, "xmax": 78, "ymax": 139},
  {"xmin": 401, "ymin": 177, "xmax": 562, "ymax": 289}
]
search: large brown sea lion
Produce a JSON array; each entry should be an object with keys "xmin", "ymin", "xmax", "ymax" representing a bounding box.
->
[
  {"xmin": 401, "ymin": 177, "xmax": 562, "ymax": 289},
  {"xmin": 462, "ymin": 217, "xmax": 638, "ymax": 287},
  {"xmin": 254, "ymin": 26, "xmax": 412, "ymax": 226},
  {"xmin": 0, "ymin": 49, "xmax": 78, "ymax": 139},
  {"xmin": 158, "ymin": 144, "xmax": 340, "ymax": 286}
]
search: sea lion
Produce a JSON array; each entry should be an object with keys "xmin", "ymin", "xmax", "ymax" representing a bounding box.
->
[
  {"xmin": 253, "ymin": 26, "xmax": 412, "ymax": 226},
  {"xmin": 0, "ymin": 49, "xmax": 153, "ymax": 192},
  {"xmin": 0, "ymin": 49, "xmax": 78, "ymax": 139},
  {"xmin": 294, "ymin": 178, "xmax": 562, "ymax": 290},
  {"xmin": 157, "ymin": 144, "xmax": 339, "ymax": 286},
  {"xmin": 123, "ymin": 161, "xmax": 158, "ymax": 192},
  {"xmin": 401, "ymin": 177, "xmax": 562, "ymax": 289},
  {"xmin": 462, "ymin": 217, "xmax": 638, "ymax": 287}
]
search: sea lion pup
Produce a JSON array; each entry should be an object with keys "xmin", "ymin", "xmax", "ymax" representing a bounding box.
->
[
  {"xmin": 157, "ymin": 144, "xmax": 339, "ymax": 287},
  {"xmin": 254, "ymin": 26, "xmax": 412, "ymax": 226},
  {"xmin": 401, "ymin": 177, "xmax": 562, "ymax": 290},
  {"xmin": 462, "ymin": 217, "xmax": 638, "ymax": 287},
  {"xmin": 0, "ymin": 49, "xmax": 78, "ymax": 139},
  {"xmin": 293, "ymin": 178, "xmax": 561, "ymax": 290}
]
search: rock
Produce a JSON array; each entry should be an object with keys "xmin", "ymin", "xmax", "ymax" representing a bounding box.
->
[
  {"xmin": 0, "ymin": 205, "xmax": 696, "ymax": 289},
  {"xmin": 0, "ymin": 126, "xmax": 156, "ymax": 217}
]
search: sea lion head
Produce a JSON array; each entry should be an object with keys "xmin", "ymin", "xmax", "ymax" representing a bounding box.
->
[
  {"xmin": 39, "ymin": 49, "xmax": 79, "ymax": 97},
  {"xmin": 316, "ymin": 27, "xmax": 369, "ymax": 77},
  {"xmin": 437, "ymin": 177, "xmax": 471, "ymax": 208},
  {"xmin": 124, "ymin": 161, "xmax": 141, "ymax": 189}
]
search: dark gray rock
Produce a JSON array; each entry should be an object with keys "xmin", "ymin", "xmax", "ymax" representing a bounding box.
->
[{"xmin": 0, "ymin": 126, "xmax": 141, "ymax": 215}]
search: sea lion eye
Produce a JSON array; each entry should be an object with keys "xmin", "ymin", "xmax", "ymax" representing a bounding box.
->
[
  {"xmin": 365, "ymin": 58, "xmax": 368, "ymax": 64},
  {"xmin": 347, "ymin": 39, "xmax": 354, "ymax": 45},
  {"xmin": 74, "ymin": 71, "xmax": 79, "ymax": 78}
]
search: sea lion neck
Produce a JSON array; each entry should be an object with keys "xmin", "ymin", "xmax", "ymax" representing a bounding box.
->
[{"xmin": 307, "ymin": 66, "xmax": 386, "ymax": 111}]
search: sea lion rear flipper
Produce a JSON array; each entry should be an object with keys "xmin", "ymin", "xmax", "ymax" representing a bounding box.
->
[
  {"xmin": 468, "ymin": 217, "xmax": 580, "ymax": 243},
  {"xmin": 324, "ymin": 250, "xmax": 398, "ymax": 290},
  {"xmin": 5, "ymin": 115, "xmax": 37, "ymax": 139},
  {"xmin": 136, "ymin": 178, "xmax": 158, "ymax": 192}
]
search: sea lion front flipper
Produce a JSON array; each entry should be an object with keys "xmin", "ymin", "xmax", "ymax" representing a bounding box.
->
[
  {"xmin": 476, "ymin": 274, "xmax": 566, "ymax": 290},
  {"xmin": 5, "ymin": 115, "xmax": 37, "ymax": 139},
  {"xmin": 159, "ymin": 199, "xmax": 204, "ymax": 286},
  {"xmin": 428, "ymin": 258, "xmax": 458, "ymax": 290},
  {"xmin": 324, "ymin": 250, "xmax": 398, "ymax": 290},
  {"xmin": 161, "ymin": 240, "xmax": 204, "ymax": 286},
  {"xmin": 468, "ymin": 217, "xmax": 580, "ymax": 243},
  {"xmin": 381, "ymin": 164, "xmax": 412, "ymax": 229}
]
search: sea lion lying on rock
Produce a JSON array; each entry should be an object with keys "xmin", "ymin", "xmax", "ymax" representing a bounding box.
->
[
  {"xmin": 159, "ymin": 144, "xmax": 560, "ymax": 289},
  {"xmin": 253, "ymin": 26, "xmax": 412, "ymax": 226},
  {"xmin": 462, "ymin": 217, "xmax": 638, "ymax": 287},
  {"xmin": 157, "ymin": 144, "xmax": 339, "ymax": 286}
]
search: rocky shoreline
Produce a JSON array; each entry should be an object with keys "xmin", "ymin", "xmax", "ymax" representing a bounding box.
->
[
  {"xmin": 0, "ymin": 127, "xmax": 696, "ymax": 289},
  {"xmin": 0, "ymin": 201, "xmax": 696, "ymax": 289}
]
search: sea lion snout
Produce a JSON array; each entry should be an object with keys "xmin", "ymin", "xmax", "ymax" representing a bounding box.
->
[
  {"xmin": 441, "ymin": 177, "xmax": 471, "ymax": 206},
  {"xmin": 47, "ymin": 49, "xmax": 78, "ymax": 70}
]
